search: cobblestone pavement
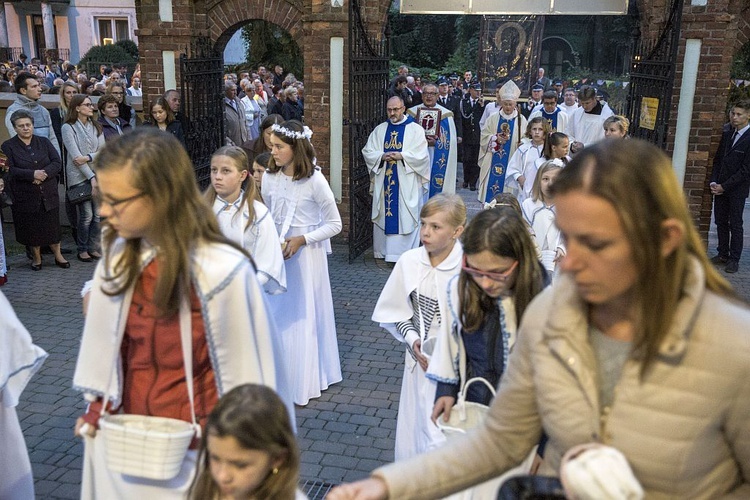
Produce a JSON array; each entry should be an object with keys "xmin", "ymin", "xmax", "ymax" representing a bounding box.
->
[{"xmin": 2, "ymin": 194, "xmax": 749, "ymax": 499}]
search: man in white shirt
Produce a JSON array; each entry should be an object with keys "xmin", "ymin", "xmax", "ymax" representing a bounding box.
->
[
  {"xmin": 561, "ymin": 87, "xmax": 579, "ymax": 116},
  {"xmin": 569, "ymin": 86, "xmax": 613, "ymax": 153},
  {"xmin": 127, "ymin": 76, "xmax": 142, "ymax": 97}
]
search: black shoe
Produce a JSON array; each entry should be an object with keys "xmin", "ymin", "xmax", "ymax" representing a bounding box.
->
[
  {"xmin": 710, "ymin": 254, "xmax": 728, "ymax": 265},
  {"xmin": 31, "ymin": 262, "xmax": 42, "ymax": 271},
  {"xmin": 725, "ymin": 260, "xmax": 739, "ymax": 274},
  {"xmin": 469, "ymin": 185, "xmax": 477, "ymax": 191},
  {"xmin": 77, "ymin": 254, "xmax": 93, "ymax": 263},
  {"xmin": 55, "ymin": 259, "xmax": 71, "ymax": 269}
]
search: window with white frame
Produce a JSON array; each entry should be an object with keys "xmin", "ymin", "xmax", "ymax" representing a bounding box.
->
[{"xmin": 96, "ymin": 18, "xmax": 130, "ymax": 45}]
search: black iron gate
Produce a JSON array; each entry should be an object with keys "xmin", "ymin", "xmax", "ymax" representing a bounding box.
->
[
  {"xmin": 180, "ymin": 37, "xmax": 224, "ymax": 188},
  {"xmin": 625, "ymin": 0, "xmax": 683, "ymax": 148},
  {"xmin": 348, "ymin": 0, "xmax": 389, "ymax": 262}
]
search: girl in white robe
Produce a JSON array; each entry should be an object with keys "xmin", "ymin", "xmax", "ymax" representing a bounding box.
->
[
  {"xmin": 206, "ymin": 146, "xmax": 286, "ymax": 294},
  {"xmin": 372, "ymin": 194, "xmax": 466, "ymax": 461},
  {"xmin": 262, "ymin": 120, "xmax": 343, "ymax": 406},
  {"xmin": 72, "ymin": 128, "xmax": 287, "ymax": 500},
  {"xmin": 505, "ymin": 117, "xmax": 548, "ymax": 203},
  {"xmin": 522, "ymin": 160, "xmax": 566, "ymax": 278},
  {"xmin": 533, "ymin": 131, "xmax": 570, "ymax": 173},
  {"xmin": 0, "ymin": 290, "xmax": 47, "ymax": 500}
]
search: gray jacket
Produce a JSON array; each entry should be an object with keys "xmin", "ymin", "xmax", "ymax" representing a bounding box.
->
[{"xmin": 61, "ymin": 120, "xmax": 106, "ymax": 187}]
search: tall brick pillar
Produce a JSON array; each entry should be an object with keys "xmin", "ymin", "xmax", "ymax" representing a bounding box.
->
[{"xmin": 640, "ymin": 0, "xmax": 749, "ymax": 237}]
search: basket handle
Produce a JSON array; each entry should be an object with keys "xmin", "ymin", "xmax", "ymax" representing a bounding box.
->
[
  {"xmin": 457, "ymin": 377, "xmax": 497, "ymax": 404},
  {"xmin": 179, "ymin": 294, "xmax": 201, "ymax": 438}
]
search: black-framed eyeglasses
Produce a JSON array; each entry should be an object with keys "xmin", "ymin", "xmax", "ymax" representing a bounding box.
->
[{"xmin": 94, "ymin": 191, "xmax": 146, "ymax": 211}]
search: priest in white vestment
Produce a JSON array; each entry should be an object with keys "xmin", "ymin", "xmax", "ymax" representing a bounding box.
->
[
  {"xmin": 407, "ymin": 82, "xmax": 459, "ymax": 196},
  {"xmin": 363, "ymin": 96, "xmax": 430, "ymax": 262},
  {"xmin": 477, "ymin": 81, "xmax": 527, "ymax": 203}
]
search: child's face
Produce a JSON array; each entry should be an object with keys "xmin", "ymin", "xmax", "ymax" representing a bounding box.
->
[
  {"xmin": 208, "ymin": 433, "xmax": 282, "ymax": 500},
  {"xmin": 151, "ymin": 104, "xmax": 167, "ymax": 124},
  {"xmin": 252, "ymin": 161, "xmax": 265, "ymax": 187},
  {"xmin": 550, "ymin": 138, "xmax": 569, "ymax": 159},
  {"xmin": 464, "ymin": 250, "xmax": 517, "ymax": 298},
  {"xmin": 211, "ymin": 155, "xmax": 247, "ymax": 200},
  {"xmin": 604, "ymin": 123, "xmax": 626, "ymax": 138},
  {"xmin": 529, "ymin": 123, "xmax": 545, "ymax": 144},
  {"xmin": 97, "ymin": 165, "xmax": 154, "ymax": 241},
  {"xmin": 541, "ymin": 168, "xmax": 561, "ymax": 201},
  {"xmin": 269, "ymin": 134, "xmax": 294, "ymax": 168},
  {"xmin": 420, "ymin": 211, "xmax": 462, "ymax": 260}
]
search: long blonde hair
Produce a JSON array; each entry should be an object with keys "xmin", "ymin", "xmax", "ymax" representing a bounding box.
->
[
  {"xmin": 204, "ymin": 146, "xmax": 260, "ymax": 230},
  {"xmin": 96, "ymin": 128, "xmax": 241, "ymax": 317},
  {"xmin": 550, "ymin": 139, "xmax": 735, "ymax": 375}
]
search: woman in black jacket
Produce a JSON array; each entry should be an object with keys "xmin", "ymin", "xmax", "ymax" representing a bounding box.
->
[{"xmin": 1, "ymin": 110, "xmax": 68, "ymax": 270}]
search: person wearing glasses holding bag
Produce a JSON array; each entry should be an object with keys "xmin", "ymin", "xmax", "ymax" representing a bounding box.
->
[
  {"xmin": 62, "ymin": 94, "xmax": 105, "ymax": 263},
  {"xmin": 72, "ymin": 128, "xmax": 289, "ymax": 500}
]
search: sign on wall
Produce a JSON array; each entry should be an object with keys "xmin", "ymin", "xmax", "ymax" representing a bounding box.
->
[{"xmin": 400, "ymin": 0, "xmax": 628, "ymax": 15}]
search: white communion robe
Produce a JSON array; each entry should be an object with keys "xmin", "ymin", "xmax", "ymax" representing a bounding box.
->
[
  {"xmin": 561, "ymin": 103, "xmax": 579, "ymax": 116},
  {"xmin": 262, "ymin": 168, "xmax": 343, "ymax": 406},
  {"xmin": 522, "ymin": 198, "xmax": 566, "ymax": 278},
  {"xmin": 213, "ymin": 194, "xmax": 286, "ymax": 295},
  {"xmin": 0, "ymin": 291, "xmax": 47, "ymax": 500},
  {"xmin": 569, "ymin": 103, "xmax": 614, "ymax": 148},
  {"xmin": 362, "ymin": 116, "xmax": 430, "ymax": 262},
  {"xmin": 372, "ymin": 242, "xmax": 463, "ymax": 461},
  {"xmin": 505, "ymin": 139, "xmax": 544, "ymax": 204},
  {"xmin": 478, "ymin": 110, "xmax": 527, "ymax": 203},
  {"xmin": 407, "ymin": 103, "xmax": 458, "ymax": 195}
]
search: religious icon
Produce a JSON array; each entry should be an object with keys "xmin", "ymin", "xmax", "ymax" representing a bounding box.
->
[{"xmin": 416, "ymin": 108, "xmax": 442, "ymax": 138}]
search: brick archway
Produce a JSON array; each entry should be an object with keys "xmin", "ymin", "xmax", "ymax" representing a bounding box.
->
[{"xmin": 206, "ymin": 0, "xmax": 304, "ymax": 51}]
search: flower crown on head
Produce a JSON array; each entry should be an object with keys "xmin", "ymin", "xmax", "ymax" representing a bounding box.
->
[{"xmin": 271, "ymin": 123, "xmax": 313, "ymax": 141}]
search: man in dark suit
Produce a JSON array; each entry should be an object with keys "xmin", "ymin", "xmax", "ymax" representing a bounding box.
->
[
  {"xmin": 710, "ymin": 99, "xmax": 750, "ymax": 273},
  {"xmin": 459, "ymin": 83, "xmax": 485, "ymax": 190}
]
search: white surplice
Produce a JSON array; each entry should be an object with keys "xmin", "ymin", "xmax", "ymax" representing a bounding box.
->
[
  {"xmin": 569, "ymin": 103, "xmax": 614, "ymax": 147},
  {"xmin": 363, "ymin": 117, "xmax": 430, "ymax": 262},
  {"xmin": 505, "ymin": 139, "xmax": 544, "ymax": 203}
]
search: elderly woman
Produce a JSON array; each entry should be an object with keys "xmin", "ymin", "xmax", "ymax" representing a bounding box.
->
[
  {"xmin": 280, "ymin": 86, "xmax": 303, "ymax": 122},
  {"xmin": 240, "ymin": 79, "xmax": 262, "ymax": 141},
  {"xmin": 1, "ymin": 110, "xmax": 68, "ymax": 270},
  {"xmin": 97, "ymin": 94, "xmax": 131, "ymax": 141},
  {"xmin": 329, "ymin": 139, "xmax": 750, "ymax": 499}
]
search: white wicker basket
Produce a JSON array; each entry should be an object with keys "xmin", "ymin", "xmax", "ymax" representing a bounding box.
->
[
  {"xmin": 436, "ymin": 377, "xmax": 496, "ymax": 440},
  {"xmin": 99, "ymin": 414, "xmax": 196, "ymax": 480}
]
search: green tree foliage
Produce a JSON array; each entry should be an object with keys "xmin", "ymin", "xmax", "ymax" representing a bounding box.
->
[
  {"xmin": 78, "ymin": 45, "xmax": 136, "ymax": 75},
  {"xmin": 240, "ymin": 21, "xmax": 302, "ymax": 79},
  {"xmin": 388, "ymin": 6, "xmax": 479, "ymax": 79},
  {"xmin": 115, "ymin": 39, "xmax": 139, "ymax": 61},
  {"xmin": 731, "ymin": 41, "xmax": 750, "ymax": 79}
]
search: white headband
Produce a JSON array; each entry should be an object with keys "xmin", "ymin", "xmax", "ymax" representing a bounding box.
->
[{"xmin": 271, "ymin": 123, "xmax": 313, "ymax": 141}]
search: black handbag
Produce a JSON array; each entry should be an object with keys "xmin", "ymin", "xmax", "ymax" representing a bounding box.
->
[
  {"xmin": 497, "ymin": 476, "xmax": 566, "ymax": 500},
  {"xmin": 66, "ymin": 180, "xmax": 92, "ymax": 205}
]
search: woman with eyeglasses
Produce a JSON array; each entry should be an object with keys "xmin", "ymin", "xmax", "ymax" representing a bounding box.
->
[
  {"xmin": 106, "ymin": 80, "xmax": 136, "ymax": 128},
  {"xmin": 62, "ymin": 94, "xmax": 105, "ymax": 262},
  {"xmin": 429, "ymin": 206, "xmax": 548, "ymax": 424}
]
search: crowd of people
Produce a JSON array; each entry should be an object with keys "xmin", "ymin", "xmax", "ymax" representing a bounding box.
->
[{"xmin": 1, "ymin": 61, "xmax": 749, "ymax": 500}]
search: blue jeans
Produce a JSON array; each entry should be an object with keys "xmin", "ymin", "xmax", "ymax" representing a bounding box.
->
[
  {"xmin": 75, "ymin": 199, "xmax": 100, "ymax": 254},
  {"xmin": 0, "ymin": 221, "xmax": 6, "ymax": 276}
]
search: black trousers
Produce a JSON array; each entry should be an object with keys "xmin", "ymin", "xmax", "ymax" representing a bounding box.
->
[
  {"xmin": 714, "ymin": 194, "xmax": 746, "ymax": 261},
  {"xmin": 463, "ymin": 143, "xmax": 480, "ymax": 187}
]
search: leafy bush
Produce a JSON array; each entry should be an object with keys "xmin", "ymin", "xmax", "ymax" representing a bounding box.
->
[
  {"xmin": 78, "ymin": 44, "xmax": 136, "ymax": 74},
  {"xmin": 115, "ymin": 39, "xmax": 139, "ymax": 60}
]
